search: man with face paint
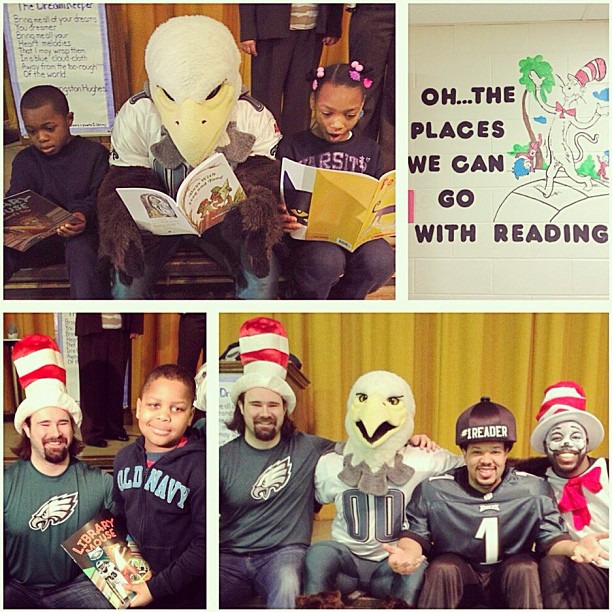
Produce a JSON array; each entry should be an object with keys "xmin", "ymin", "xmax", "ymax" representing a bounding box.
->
[
  {"xmin": 387, "ymin": 396, "xmax": 608, "ymax": 609},
  {"xmin": 530, "ymin": 381, "xmax": 609, "ymax": 609}
]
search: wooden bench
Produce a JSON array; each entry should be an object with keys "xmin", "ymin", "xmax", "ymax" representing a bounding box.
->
[
  {"xmin": 4, "ymin": 246, "xmax": 238, "ymax": 300},
  {"xmin": 4, "ymin": 248, "xmax": 394, "ymax": 300}
]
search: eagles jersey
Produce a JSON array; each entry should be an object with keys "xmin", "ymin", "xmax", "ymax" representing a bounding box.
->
[
  {"xmin": 4, "ymin": 459, "xmax": 113, "ymax": 588},
  {"xmin": 220, "ymin": 432, "xmax": 334, "ymax": 553},
  {"xmin": 402, "ymin": 466, "xmax": 571, "ymax": 566},
  {"xmin": 110, "ymin": 94, "xmax": 281, "ymax": 197},
  {"xmin": 315, "ymin": 446, "xmax": 464, "ymax": 561},
  {"xmin": 546, "ymin": 457, "xmax": 609, "ymax": 569}
]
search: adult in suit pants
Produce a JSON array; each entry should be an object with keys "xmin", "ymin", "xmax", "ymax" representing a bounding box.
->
[
  {"xmin": 239, "ymin": 4, "xmax": 343, "ymax": 136},
  {"xmin": 76, "ymin": 313, "xmax": 144, "ymax": 447}
]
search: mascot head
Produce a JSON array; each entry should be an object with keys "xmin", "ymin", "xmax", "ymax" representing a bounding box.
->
[
  {"xmin": 145, "ymin": 15, "xmax": 242, "ymax": 167},
  {"xmin": 346, "ymin": 371, "xmax": 415, "ymax": 451}
]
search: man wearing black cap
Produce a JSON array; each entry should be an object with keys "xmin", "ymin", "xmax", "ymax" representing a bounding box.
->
[{"xmin": 384, "ymin": 397, "xmax": 608, "ymax": 608}]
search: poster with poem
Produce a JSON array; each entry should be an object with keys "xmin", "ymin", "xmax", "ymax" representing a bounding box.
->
[{"xmin": 4, "ymin": 3, "xmax": 115, "ymax": 135}]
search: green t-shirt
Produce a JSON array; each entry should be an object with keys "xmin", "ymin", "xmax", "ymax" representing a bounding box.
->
[
  {"xmin": 4, "ymin": 458, "xmax": 113, "ymax": 588},
  {"xmin": 220, "ymin": 432, "xmax": 334, "ymax": 553}
]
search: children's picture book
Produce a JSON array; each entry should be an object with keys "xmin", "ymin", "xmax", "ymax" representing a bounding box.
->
[
  {"xmin": 116, "ymin": 151, "xmax": 246, "ymax": 236},
  {"xmin": 4, "ymin": 190, "xmax": 80, "ymax": 252},
  {"xmin": 280, "ymin": 158, "xmax": 395, "ymax": 252},
  {"xmin": 62, "ymin": 511, "xmax": 152, "ymax": 609}
]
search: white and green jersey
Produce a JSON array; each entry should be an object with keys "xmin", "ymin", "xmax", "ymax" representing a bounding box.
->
[
  {"xmin": 4, "ymin": 459, "xmax": 113, "ymax": 588},
  {"xmin": 315, "ymin": 445, "xmax": 464, "ymax": 561}
]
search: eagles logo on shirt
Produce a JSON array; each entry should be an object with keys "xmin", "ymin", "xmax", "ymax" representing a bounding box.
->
[
  {"xmin": 251, "ymin": 457, "xmax": 292, "ymax": 501},
  {"xmin": 29, "ymin": 492, "xmax": 79, "ymax": 532}
]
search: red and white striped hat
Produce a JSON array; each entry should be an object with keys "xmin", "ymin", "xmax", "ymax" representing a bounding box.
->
[
  {"xmin": 530, "ymin": 380, "xmax": 604, "ymax": 452},
  {"xmin": 571, "ymin": 57, "xmax": 607, "ymax": 87},
  {"xmin": 12, "ymin": 334, "xmax": 82, "ymax": 434},
  {"xmin": 230, "ymin": 317, "xmax": 296, "ymax": 412}
]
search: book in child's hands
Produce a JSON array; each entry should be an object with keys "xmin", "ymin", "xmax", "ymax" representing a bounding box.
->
[
  {"xmin": 4, "ymin": 190, "xmax": 80, "ymax": 252},
  {"xmin": 280, "ymin": 158, "xmax": 395, "ymax": 252},
  {"xmin": 62, "ymin": 511, "xmax": 152, "ymax": 609},
  {"xmin": 116, "ymin": 151, "xmax": 246, "ymax": 236}
]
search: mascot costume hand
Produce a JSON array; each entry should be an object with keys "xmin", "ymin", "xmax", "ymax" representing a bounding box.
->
[{"xmin": 97, "ymin": 15, "xmax": 284, "ymax": 286}]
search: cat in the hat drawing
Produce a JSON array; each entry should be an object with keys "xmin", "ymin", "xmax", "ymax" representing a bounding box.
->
[{"xmin": 529, "ymin": 57, "xmax": 608, "ymax": 197}]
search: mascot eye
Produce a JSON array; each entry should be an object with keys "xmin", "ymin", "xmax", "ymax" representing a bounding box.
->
[
  {"xmin": 387, "ymin": 396, "xmax": 401, "ymax": 406},
  {"xmin": 161, "ymin": 88, "xmax": 175, "ymax": 102},
  {"xmin": 356, "ymin": 393, "xmax": 368, "ymax": 403},
  {"xmin": 206, "ymin": 84, "xmax": 222, "ymax": 100}
]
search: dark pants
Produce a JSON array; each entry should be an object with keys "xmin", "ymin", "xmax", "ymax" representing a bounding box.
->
[
  {"xmin": 4, "ymin": 232, "xmax": 110, "ymax": 299},
  {"xmin": 177, "ymin": 314, "xmax": 207, "ymax": 375},
  {"xmin": 4, "ymin": 573, "xmax": 112, "ymax": 609},
  {"xmin": 539, "ymin": 554, "xmax": 608, "ymax": 609},
  {"xmin": 251, "ymin": 29, "xmax": 323, "ymax": 136},
  {"xmin": 349, "ymin": 5, "xmax": 395, "ymax": 173},
  {"xmin": 288, "ymin": 237, "xmax": 395, "ymax": 299},
  {"xmin": 78, "ymin": 328, "xmax": 131, "ymax": 443},
  {"xmin": 418, "ymin": 553, "xmax": 542, "ymax": 609}
]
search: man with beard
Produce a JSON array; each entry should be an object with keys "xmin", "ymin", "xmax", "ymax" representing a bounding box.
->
[
  {"xmin": 529, "ymin": 381, "xmax": 609, "ymax": 608},
  {"xmin": 385, "ymin": 396, "xmax": 608, "ymax": 608},
  {"xmin": 219, "ymin": 317, "xmax": 336, "ymax": 608},
  {"xmin": 4, "ymin": 334, "xmax": 113, "ymax": 608}
]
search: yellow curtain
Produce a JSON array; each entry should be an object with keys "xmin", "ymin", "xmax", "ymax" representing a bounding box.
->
[
  {"xmin": 219, "ymin": 313, "xmax": 608, "ymax": 459},
  {"xmin": 3, "ymin": 313, "xmax": 184, "ymax": 410},
  {"xmin": 113, "ymin": 4, "xmax": 351, "ymax": 97}
]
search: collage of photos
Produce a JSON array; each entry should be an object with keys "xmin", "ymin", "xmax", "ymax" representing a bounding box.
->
[{"xmin": 1, "ymin": 2, "xmax": 609, "ymax": 611}]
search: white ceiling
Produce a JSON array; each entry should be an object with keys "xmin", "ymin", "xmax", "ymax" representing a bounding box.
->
[{"xmin": 409, "ymin": 3, "xmax": 609, "ymax": 26}]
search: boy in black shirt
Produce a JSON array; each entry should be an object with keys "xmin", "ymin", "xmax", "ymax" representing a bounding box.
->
[{"xmin": 5, "ymin": 85, "xmax": 110, "ymax": 298}]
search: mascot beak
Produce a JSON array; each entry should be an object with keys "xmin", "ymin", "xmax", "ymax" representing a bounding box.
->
[
  {"xmin": 152, "ymin": 81, "xmax": 235, "ymax": 167},
  {"xmin": 350, "ymin": 392, "xmax": 406, "ymax": 448}
]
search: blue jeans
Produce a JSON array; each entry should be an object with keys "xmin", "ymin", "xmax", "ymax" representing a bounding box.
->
[
  {"xmin": 304, "ymin": 540, "xmax": 427, "ymax": 606},
  {"xmin": 288, "ymin": 237, "xmax": 395, "ymax": 299},
  {"xmin": 220, "ymin": 545, "xmax": 307, "ymax": 609},
  {"xmin": 4, "ymin": 573, "xmax": 113, "ymax": 608}
]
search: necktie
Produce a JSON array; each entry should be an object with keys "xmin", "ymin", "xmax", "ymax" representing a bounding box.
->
[{"xmin": 558, "ymin": 466, "xmax": 602, "ymax": 530}]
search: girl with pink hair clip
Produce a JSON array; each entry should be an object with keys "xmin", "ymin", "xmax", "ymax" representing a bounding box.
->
[{"xmin": 276, "ymin": 62, "xmax": 395, "ymax": 300}]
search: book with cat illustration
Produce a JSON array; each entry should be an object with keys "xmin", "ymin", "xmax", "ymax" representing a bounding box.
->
[{"xmin": 280, "ymin": 158, "xmax": 395, "ymax": 252}]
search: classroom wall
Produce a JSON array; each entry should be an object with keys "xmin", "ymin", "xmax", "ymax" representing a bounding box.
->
[{"xmin": 408, "ymin": 15, "xmax": 609, "ymax": 299}]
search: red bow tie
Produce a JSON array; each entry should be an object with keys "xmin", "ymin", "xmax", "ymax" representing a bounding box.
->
[
  {"xmin": 555, "ymin": 102, "xmax": 577, "ymax": 118},
  {"xmin": 558, "ymin": 466, "xmax": 602, "ymax": 530}
]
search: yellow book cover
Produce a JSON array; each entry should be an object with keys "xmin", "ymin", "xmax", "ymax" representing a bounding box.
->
[{"xmin": 281, "ymin": 158, "xmax": 395, "ymax": 252}]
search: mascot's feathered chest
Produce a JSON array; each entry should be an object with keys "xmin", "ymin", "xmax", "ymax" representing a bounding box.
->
[{"xmin": 336, "ymin": 441, "xmax": 415, "ymax": 497}]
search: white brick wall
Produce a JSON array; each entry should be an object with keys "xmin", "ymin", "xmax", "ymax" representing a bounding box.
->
[{"xmin": 408, "ymin": 17, "xmax": 609, "ymax": 299}]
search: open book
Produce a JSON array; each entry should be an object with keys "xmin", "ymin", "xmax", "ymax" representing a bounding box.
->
[
  {"xmin": 281, "ymin": 158, "xmax": 395, "ymax": 252},
  {"xmin": 62, "ymin": 511, "xmax": 152, "ymax": 609},
  {"xmin": 116, "ymin": 152, "xmax": 246, "ymax": 236},
  {"xmin": 4, "ymin": 190, "xmax": 80, "ymax": 252}
]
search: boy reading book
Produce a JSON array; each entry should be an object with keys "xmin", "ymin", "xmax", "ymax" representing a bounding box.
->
[
  {"xmin": 112, "ymin": 364, "xmax": 205, "ymax": 608},
  {"xmin": 4, "ymin": 85, "xmax": 110, "ymax": 298}
]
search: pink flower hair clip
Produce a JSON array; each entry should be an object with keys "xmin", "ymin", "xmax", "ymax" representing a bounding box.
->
[
  {"xmin": 312, "ymin": 66, "xmax": 325, "ymax": 91},
  {"xmin": 349, "ymin": 60, "xmax": 364, "ymax": 81}
]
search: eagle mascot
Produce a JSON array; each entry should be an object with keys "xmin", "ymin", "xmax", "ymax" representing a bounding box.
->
[
  {"xmin": 97, "ymin": 15, "xmax": 284, "ymax": 298},
  {"xmin": 298, "ymin": 371, "xmax": 463, "ymax": 608}
]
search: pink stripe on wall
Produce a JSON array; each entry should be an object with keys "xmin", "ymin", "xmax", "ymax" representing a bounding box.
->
[{"xmin": 408, "ymin": 190, "xmax": 414, "ymax": 223}]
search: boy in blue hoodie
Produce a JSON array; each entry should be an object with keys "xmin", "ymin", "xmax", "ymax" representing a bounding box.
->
[{"xmin": 112, "ymin": 364, "xmax": 205, "ymax": 608}]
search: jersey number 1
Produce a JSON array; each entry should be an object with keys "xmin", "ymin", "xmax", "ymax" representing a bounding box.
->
[{"xmin": 475, "ymin": 516, "xmax": 500, "ymax": 564}]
